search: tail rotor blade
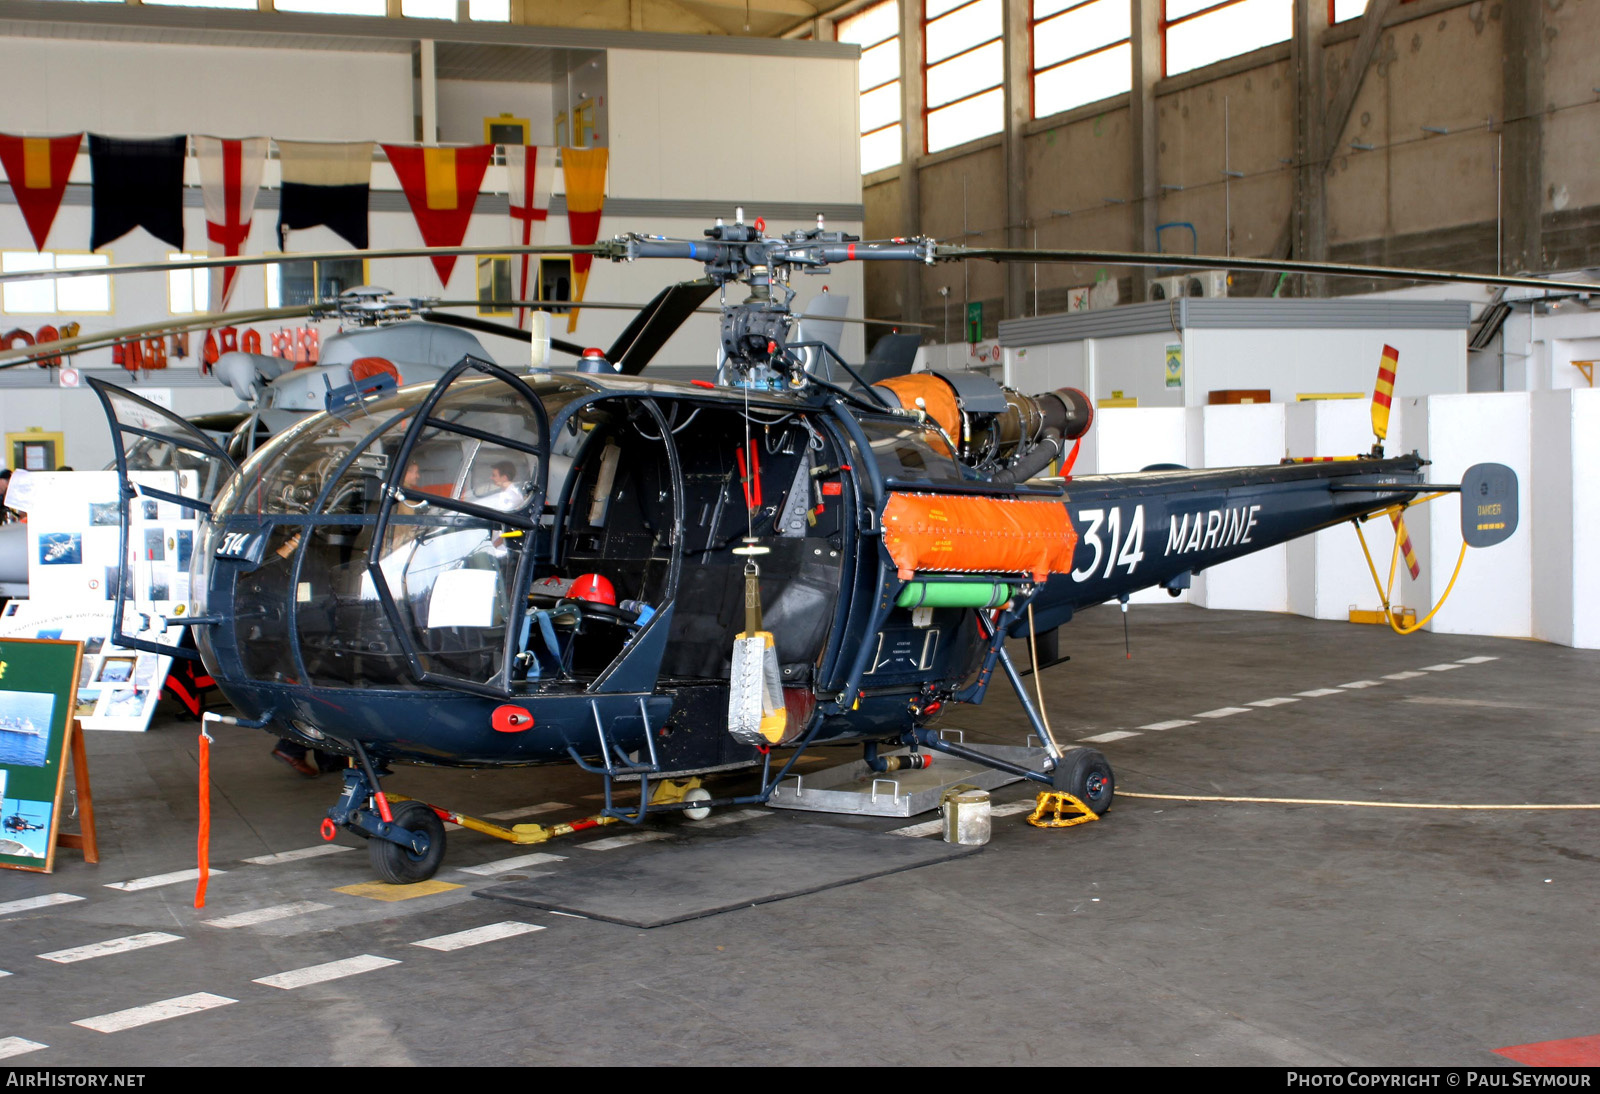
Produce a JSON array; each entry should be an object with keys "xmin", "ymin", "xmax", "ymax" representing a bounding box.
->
[
  {"xmin": 1372, "ymin": 344, "xmax": 1399, "ymax": 447},
  {"xmin": 1390, "ymin": 511, "xmax": 1421, "ymax": 581}
]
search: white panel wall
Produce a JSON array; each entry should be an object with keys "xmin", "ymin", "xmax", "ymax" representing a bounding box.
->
[
  {"xmin": 1184, "ymin": 328, "xmax": 1466, "ymax": 408},
  {"xmin": 437, "ymin": 79, "xmax": 556, "ymax": 145},
  {"xmin": 606, "ymin": 49, "xmax": 860, "ymax": 203},
  {"xmin": 1283, "ymin": 398, "xmax": 1405, "ymax": 620},
  {"xmin": 1531, "ymin": 389, "xmax": 1600, "ymax": 649},
  {"xmin": 1186, "ymin": 402, "xmax": 1288, "ymax": 613},
  {"xmin": 0, "ymin": 38, "xmax": 412, "ymax": 141},
  {"xmin": 1400, "ymin": 392, "xmax": 1533, "ymax": 638}
]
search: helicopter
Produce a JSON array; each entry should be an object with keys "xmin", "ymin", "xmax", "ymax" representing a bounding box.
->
[
  {"xmin": 3, "ymin": 808, "xmax": 45, "ymax": 835},
  {"xmin": 2, "ymin": 218, "xmax": 1547, "ymax": 884}
]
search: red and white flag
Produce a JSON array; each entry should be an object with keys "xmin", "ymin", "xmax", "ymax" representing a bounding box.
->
[
  {"xmin": 196, "ymin": 136, "xmax": 268, "ymax": 312},
  {"xmin": 505, "ymin": 145, "xmax": 555, "ymax": 328}
]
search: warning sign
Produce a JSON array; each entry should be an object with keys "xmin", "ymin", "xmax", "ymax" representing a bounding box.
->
[{"xmin": 1165, "ymin": 342, "xmax": 1183, "ymax": 388}]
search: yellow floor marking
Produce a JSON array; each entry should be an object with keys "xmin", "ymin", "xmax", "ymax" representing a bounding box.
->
[{"xmin": 333, "ymin": 880, "xmax": 462, "ymax": 902}]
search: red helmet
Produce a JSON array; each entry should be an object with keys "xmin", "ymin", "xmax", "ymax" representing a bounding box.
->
[{"xmin": 568, "ymin": 573, "xmax": 616, "ymax": 607}]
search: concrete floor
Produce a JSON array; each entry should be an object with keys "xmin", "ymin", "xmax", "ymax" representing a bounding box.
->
[{"xmin": 3, "ymin": 603, "xmax": 1598, "ymax": 1066}]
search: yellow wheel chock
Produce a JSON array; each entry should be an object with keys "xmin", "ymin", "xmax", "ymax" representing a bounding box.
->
[{"xmin": 1027, "ymin": 790, "xmax": 1101, "ymax": 828}]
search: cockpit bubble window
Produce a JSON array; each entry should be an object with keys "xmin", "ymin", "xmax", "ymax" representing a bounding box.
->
[{"xmin": 857, "ymin": 418, "xmax": 966, "ymax": 484}]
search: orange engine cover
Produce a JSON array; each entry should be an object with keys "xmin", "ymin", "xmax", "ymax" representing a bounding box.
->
[{"xmin": 882, "ymin": 492, "xmax": 1079, "ymax": 582}]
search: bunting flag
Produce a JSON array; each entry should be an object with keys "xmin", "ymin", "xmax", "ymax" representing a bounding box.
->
[
  {"xmin": 381, "ymin": 143, "xmax": 494, "ymax": 287},
  {"xmin": 0, "ymin": 133, "xmax": 83, "ymax": 251},
  {"xmin": 88, "ymin": 134, "xmax": 186, "ymax": 252},
  {"xmin": 196, "ymin": 136, "xmax": 268, "ymax": 313},
  {"xmin": 277, "ymin": 140, "xmax": 373, "ymax": 251},
  {"xmin": 561, "ymin": 146, "xmax": 609, "ymax": 333},
  {"xmin": 505, "ymin": 145, "xmax": 556, "ymax": 328}
]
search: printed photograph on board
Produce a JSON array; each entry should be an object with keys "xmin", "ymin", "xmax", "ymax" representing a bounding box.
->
[
  {"xmin": 96, "ymin": 656, "xmax": 136, "ymax": 685},
  {"xmin": 142, "ymin": 529, "xmax": 165, "ymax": 562},
  {"xmin": 0, "ymin": 798, "xmax": 54, "ymax": 859},
  {"xmin": 37, "ymin": 532, "xmax": 82, "ymax": 566},
  {"xmin": 0, "ymin": 690, "xmax": 56, "ymax": 768},
  {"xmin": 88, "ymin": 502, "xmax": 119, "ymax": 527}
]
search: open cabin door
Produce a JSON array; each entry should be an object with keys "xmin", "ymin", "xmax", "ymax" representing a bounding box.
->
[
  {"xmin": 367, "ymin": 358, "xmax": 549, "ymax": 698},
  {"xmin": 87, "ymin": 377, "xmax": 239, "ymax": 658}
]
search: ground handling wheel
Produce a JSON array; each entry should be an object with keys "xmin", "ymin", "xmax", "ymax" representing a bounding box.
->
[
  {"xmin": 369, "ymin": 800, "xmax": 447, "ymax": 884},
  {"xmin": 1050, "ymin": 747, "xmax": 1115, "ymax": 815}
]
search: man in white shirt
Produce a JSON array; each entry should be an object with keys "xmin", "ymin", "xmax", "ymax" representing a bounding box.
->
[{"xmin": 481, "ymin": 460, "xmax": 526, "ymax": 512}]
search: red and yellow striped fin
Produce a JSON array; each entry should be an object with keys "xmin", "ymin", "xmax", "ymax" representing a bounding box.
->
[
  {"xmin": 1390, "ymin": 512, "xmax": 1420, "ymax": 580},
  {"xmin": 1372, "ymin": 344, "xmax": 1399, "ymax": 442}
]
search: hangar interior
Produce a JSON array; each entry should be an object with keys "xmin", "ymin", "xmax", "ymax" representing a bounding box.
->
[{"xmin": 0, "ymin": 0, "xmax": 1596, "ymax": 1072}]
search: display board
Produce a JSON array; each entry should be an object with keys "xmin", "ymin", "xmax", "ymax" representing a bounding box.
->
[
  {"xmin": 0, "ymin": 603, "xmax": 174, "ymax": 732},
  {"xmin": 2, "ymin": 468, "xmax": 193, "ymax": 732},
  {"xmin": 0, "ymin": 637, "xmax": 83, "ymax": 872}
]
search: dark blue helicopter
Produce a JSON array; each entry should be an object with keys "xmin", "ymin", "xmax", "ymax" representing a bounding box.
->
[{"xmin": 83, "ymin": 218, "xmax": 1522, "ymax": 883}]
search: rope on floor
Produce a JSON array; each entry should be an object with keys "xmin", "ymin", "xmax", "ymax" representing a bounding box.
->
[{"xmin": 1120, "ymin": 791, "xmax": 1600, "ymax": 811}]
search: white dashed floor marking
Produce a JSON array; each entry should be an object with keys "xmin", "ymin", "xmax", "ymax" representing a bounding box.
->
[
  {"xmin": 74, "ymin": 993, "xmax": 236, "ymax": 1034},
  {"xmin": 105, "ymin": 868, "xmax": 219, "ymax": 893},
  {"xmin": 890, "ymin": 819, "xmax": 944, "ymax": 838},
  {"xmin": 411, "ymin": 922, "xmax": 545, "ymax": 952},
  {"xmin": 1140, "ymin": 719, "xmax": 1196, "ymax": 731},
  {"xmin": 1421, "ymin": 663, "xmax": 1463, "ymax": 672},
  {"xmin": 1340, "ymin": 680, "xmax": 1382, "ymax": 689},
  {"xmin": 1080, "ymin": 730, "xmax": 1140, "ymax": 743},
  {"xmin": 992, "ymin": 800, "xmax": 1038, "ymax": 817},
  {"xmin": 1384, "ymin": 671, "xmax": 1428, "ymax": 681},
  {"xmin": 1458, "ymin": 656, "xmax": 1499, "ymax": 664},
  {"xmin": 580, "ymin": 831, "xmax": 671, "ymax": 851},
  {"xmin": 690, "ymin": 808, "xmax": 768, "ymax": 828},
  {"xmin": 202, "ymin": 901, "xmax": 331, "ymax": 929},
  {"xmin": 254, "ymin": 955, "xmax": 399, "ymax": 990},
  {"xmin": 1195, "ymin": 707, "xmax": 1252, "ymax": 719},
  {"xmin": 39, "ymin": 932, "xmax": 183, "ymax": 964},
  {"xmin": 241, "ymin": 845, "xmax": 353, "ymax": 866},
  {"xmin": 457, "ymin": 852, "xmax": 567, "ymax": 877},
  {"xmin": 0, "ymin": 969, "xmax": 10, "ymax": 978},
  {"xmin": 0, "ymin": 893, "xmax": 83, "ymax": 917},
  {"xmin": 482, "ymin": 802, "xmax": 571, "ymax": 821},
  {"xmin": 1248, "ymin": 698, "xmax": 1299, "ymax": 708},
  {"xmin": 1295, "ymin": 688, "xmax": 1345, "ymax": 698},
  {"xmin": 0, "ymin": 1037, "xmax": 47, "ymax": 1059}
]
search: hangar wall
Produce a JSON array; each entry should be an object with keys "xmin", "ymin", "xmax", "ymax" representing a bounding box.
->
[{"xmin": 862, "ymin": 0, "xmax": 1600, "ymax": 330}]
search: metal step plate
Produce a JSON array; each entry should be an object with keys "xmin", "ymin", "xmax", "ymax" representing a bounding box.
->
[{"xmin": 768, "ymin": 735, "xmax": 1049, "ymax": 818}]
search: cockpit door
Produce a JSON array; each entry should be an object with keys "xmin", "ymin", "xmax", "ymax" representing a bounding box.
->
[
  {"xmin": 87, "ymin": 377, "xmax": 239, "ymax": 658},
  {"xmin": 367, "ymin": 357, "xmax": 548, "ymax": 698}
]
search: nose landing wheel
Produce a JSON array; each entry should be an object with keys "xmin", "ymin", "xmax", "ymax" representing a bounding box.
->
[{"xmin": 368, "ymin": 800, "xmax": 447, "ymax": 884}]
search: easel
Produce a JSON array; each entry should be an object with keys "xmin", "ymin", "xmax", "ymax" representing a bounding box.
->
[{"xmin": 55, "ymin": 719, "xmax": 99, "ymax": 865}]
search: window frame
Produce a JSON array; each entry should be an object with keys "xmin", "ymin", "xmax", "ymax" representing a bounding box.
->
[
  {"xmin": 476, "ymin": 255, "xmax": 514, "ymax": 318},
  {"xmin": 1029, "ymin": 0, "xmax": 1132, "ymax": 121},
  {"xmin": 1160, "ymin": 0, "xmax": 1291, "ymax": 78},
  {"xmin": 0, "ymin": 251, "xmax": 114, "ymax": 317},
  {"xmin": 838, "ymin": 0, "xmax": 903, "ymax": 175},
  {"xmin": 922, "ymin": 0, "xmax": 1005, "ymax": 154}
]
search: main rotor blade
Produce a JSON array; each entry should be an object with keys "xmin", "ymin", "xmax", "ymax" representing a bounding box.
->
[
  {"xmin": 935, "ymin": 245, "xmax": 1600, "ymax": 295},
  {"xmin": 0, "ymin": 305, "xmax": 315, "ymax": 367},
  {"xmin": 421, "ymin": 311, "xmax": 586, "ymax": 357},
  {"xmin": 607, "ymin": 279, "xmax": 719, "ymax": 376},
  {"xmin": 0, "ymin": 243, "xmax": 619, "ymax": 286},
  {"xmin": 437, "ymin": 299, "xmax": 935, "ymax": 328}
]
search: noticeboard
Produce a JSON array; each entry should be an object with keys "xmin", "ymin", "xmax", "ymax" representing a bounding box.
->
[{"xmin": 0, "ymin": 637, "xmax": 83, "ymax": 873}]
